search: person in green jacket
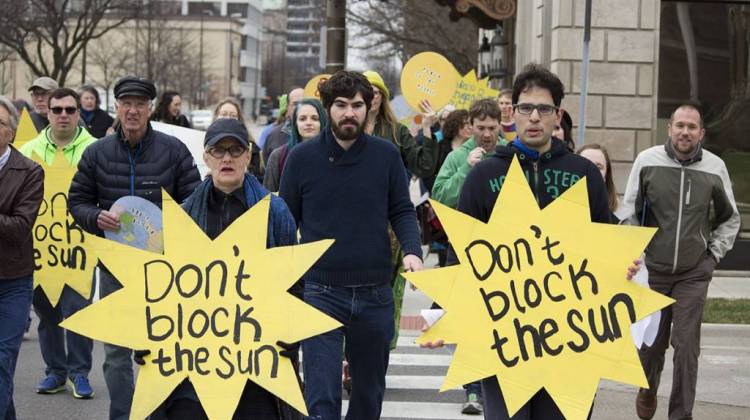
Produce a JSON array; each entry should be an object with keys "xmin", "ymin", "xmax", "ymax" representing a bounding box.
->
[
  {"xmin": 432, "ymin": 98, "xmax": 504, "ymax": 209},
  {"xmin": 19, "ymin": 87, "xmax": 98, "ymax": 400}
]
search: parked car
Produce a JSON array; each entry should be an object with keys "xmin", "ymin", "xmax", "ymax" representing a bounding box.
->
[{"xmin": 190, "ymin": 109, "xmax": 213, "ymax": 130}]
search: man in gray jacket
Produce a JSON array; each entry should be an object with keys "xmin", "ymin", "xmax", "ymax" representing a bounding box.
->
[{"xmin": 621, "ymin": 103, "xmax": 740, "ymax": 420}]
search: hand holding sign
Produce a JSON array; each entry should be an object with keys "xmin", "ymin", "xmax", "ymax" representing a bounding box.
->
[
  {"xmin": 400, "ymin": 52, "xmax": 460, "ymax": 113},
  {"xmin": 404, "ymin": 157, "xmax": 673, "ymax": 420},
  {"xmin": 62, "ymin": 193, "xmax": 340, "ymax": 419}
]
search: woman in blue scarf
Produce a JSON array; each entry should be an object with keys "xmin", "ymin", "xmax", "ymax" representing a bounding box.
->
[{"xmin": 147, "ymin": 118, "xmax": 301, "ymax": 420}]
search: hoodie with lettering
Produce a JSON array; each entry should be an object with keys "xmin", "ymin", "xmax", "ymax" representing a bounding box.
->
[{"xmin": 455, "ymin": 138, "xmax": 611, "ymax": 226}]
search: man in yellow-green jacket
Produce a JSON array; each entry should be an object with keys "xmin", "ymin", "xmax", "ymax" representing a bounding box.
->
[{"xmin": 19, "ymin": 87, "xmax": 98, "ymax": 400}]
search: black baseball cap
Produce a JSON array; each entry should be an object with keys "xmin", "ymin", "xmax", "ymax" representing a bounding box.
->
[
  {"xmin": 114, "ymin": 76, "xmax": 157, "ymax": 100},
  {"xmin": 204, "ymin": 118, "xmax": 250, "ymax": 148}
]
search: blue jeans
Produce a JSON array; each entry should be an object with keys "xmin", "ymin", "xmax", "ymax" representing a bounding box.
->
[
  {"xmin": 33, "ymin": 285, "xmax": 93, "ymax": 380},
  {"xmin": 0, "ymin": 276, "xmax": 33, "ymax": 420},
  {"xmin": 99, "ymin": 269, "xmax": 134, "ymax": 420},
  {"xmin": 302, "ymin": 282, "xmax": 394, "ymax": 420}
]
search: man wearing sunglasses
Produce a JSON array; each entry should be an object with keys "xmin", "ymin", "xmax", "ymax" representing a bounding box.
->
[
  {"xmin": 19, "ymin": 88, "xmax": 98, "ymax": 399},
  {"xmin": 68, "ymin": 76, "xmax": 201, "ymax": 420},
  {"xmin": 422, "ymin": 64, "xmax": 612, "ymax": 420}
]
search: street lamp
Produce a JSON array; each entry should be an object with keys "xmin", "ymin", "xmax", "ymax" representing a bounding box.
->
[
  {"xmin": 478, "ymin": 35, "xmax": 491, "ymax": 79},
  {"xmin": 489, "ymin": 25, "xmax": 508, "ymax": 80}
]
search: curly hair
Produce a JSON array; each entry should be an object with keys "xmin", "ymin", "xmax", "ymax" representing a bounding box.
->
[
  {"xmin": 512, "ymin": 63, "xmax": 565, "ymax": 107},
  {"xmin": 441, "ymin": 109, "xmax": 469, "ymax": 140},
  {"xmin": 318, "ymin": 71, "xmax": 374, "ymax": 114}
]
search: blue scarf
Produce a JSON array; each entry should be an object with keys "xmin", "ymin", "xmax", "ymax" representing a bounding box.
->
[
  {"xmin": 511, "ymin": 138, "xmax": 540, "ymax": 160},
  {"xmin": 181, "ymin": 174, "xmax": 297, "ymax": 248},
  {"xmin": 80, "ymin": 109, "xmax": 95, "ymax": 124}
]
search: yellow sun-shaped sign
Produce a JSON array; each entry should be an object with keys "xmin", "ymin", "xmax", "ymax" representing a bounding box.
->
[
  {"xmin": 404, "ymin": 157, "xmax": 673, "ymax": 420},
  {"xmin": 31, "ymin": 150, "xmax": 97, "ymax": 306},
  {"xmin": 62, "ymin": 193, "xmax": 341, "ymax": 419},
  {"xmin": 450, "ymin": 70, "xmax": 500, "ymax": 110}
]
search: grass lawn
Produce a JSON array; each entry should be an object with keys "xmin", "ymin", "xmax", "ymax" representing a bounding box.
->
[{"xmin": 702, "ymin": 298, "xmax": 750, "ymax": 324}]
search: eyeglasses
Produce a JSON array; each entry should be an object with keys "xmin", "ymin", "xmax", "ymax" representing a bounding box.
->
[
  {"xmin": 50, "ymin": 107, "xmax": 78, "ymax": 115},
  {"xmin": 207, "ymin": 145, "xmax": 247, "ymax": 159},
  {"xmin": 513, "ymin": 103, "xmax": 559, "ymax": 116}
]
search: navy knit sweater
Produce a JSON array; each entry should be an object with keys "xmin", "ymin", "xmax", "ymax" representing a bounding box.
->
[{"xmin": 279, "ymin": 128, "xmax": 422, "ymax": 287}]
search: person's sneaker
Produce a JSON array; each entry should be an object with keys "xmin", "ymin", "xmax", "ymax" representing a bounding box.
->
[
  {"xmin": 36, "ymin": 375, "xmax": 66, "ymax": 394},
  {"xmin": 636, "ymin": 388, "xmax": 656, "ymax": 419},
  {"xmin": 69, "ymin": 375, "xmax": 94, "ymax": 399},
  {"xmin": 461, "ymin": 392, "xmax": 483, "ymax": 415}
]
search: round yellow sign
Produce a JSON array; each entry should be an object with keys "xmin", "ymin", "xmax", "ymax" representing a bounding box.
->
[
  {"xmin": 304, "ymin": 74, "xmax": 331, "ymax": 99},
  {"xmin": 400, "ymin": 52, "xmax": 459, "ymax": 113}
]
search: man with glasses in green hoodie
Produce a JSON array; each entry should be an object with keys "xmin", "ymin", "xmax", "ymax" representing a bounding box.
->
[{"xmin": 19, "ymin": 87, "xmax": 97, "ymax": 400}]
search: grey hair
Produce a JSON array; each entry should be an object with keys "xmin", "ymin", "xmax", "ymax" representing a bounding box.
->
[{"xmin": 0, "ymin": 95, "xmax": 19, "ymax": 132}]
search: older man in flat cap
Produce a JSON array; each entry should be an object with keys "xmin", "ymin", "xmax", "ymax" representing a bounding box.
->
[
  {"xmin": 28, "ymin": 76, "xmax": 60, "ymax": 131},
  {"xmin": 68, "ymin": 76, "xmax": 201, "ymax": 420}
]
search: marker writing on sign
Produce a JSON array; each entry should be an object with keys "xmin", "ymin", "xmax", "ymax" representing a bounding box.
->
[
  {"xmin": 33, "ymin": 192, "xmax": 88, "ymax": 270},
  {"xmin": 465, "ymin": 225, "xmax": 637, "ymax": 367},
  {"xmin": 143, "ymin": 245, "xmax": 280, "ymax": 379}
]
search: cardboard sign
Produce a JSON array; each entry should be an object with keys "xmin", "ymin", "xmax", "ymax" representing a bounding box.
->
[
  {"xmin": 14, "ymin": 108, "xmax": 39, "ymax": 149},
  {"xmin": 400, "ymin": 52, "xmax": 460, "ymax": 113},
  {"xmin": 450, "ymin": 70, "xmax": 501, "ymax": 110},
  {"xmin": 62, "ymin": 194, "xmax": 341, "ymax": 418},
  {"xmin": 404, "ymin": 157, "xmax": 673, "ymax": 420},
  {"xmin": 31, "ymin": 150, "xmax": 97, "ymax": 306},
  {"xmin": 304, "ymin": 74, "xmax": 331, "ymax": 100}
]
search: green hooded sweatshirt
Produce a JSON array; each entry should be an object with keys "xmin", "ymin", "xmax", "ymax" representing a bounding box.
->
[
  {"xmin": 19, "ymin": 126, "xmax": 97, "ymax": 165},
  {"xmin": 431, "ymin": 136, "xmax": 505, "ymax": 209}
]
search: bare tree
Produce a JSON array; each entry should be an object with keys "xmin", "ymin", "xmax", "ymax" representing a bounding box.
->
[
  {"xmin": 133, "ymin": 17, "xmax": 213, "ymax": 107},
  {"xmin": 87, "ymin": 38, "xmax": 134, "ymax": 111},
  {"xmin": 348, "ymin": 0, "xmax": 479, "ymax": 74},
  {"xmin": 0, "ymin": 0, "xmax": 140, "ymax": 85}
]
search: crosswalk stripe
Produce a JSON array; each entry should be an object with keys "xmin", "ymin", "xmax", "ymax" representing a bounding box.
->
[
  {"xmin": 389, "ymin": 353, "xmax": 453, "ymax": 366},
  {"xmin": 342, "ymin": 401, "xmax": 479, "ymax": 420}
]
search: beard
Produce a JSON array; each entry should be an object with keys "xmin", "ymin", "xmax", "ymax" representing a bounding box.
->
[{"xmin": 331, "ymin": 117, "xmax": 364, "ymax": 141}]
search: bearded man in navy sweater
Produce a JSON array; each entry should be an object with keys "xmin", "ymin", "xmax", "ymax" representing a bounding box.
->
[{"xmin": 279, "ymin": 71, "xmax": 423, "ymax": 419}]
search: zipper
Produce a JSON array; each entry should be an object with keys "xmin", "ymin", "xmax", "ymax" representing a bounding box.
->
[
  {"xmin": 685, "ymin": 178, "xmax": 692, "ymax": 206},
  {"xmin": 672, "ymin": 167, "xmax": 685, "ymax": 273},
  {"xmin": 532, "ymin": 160, "xmax": 540, "ymax": 204}
]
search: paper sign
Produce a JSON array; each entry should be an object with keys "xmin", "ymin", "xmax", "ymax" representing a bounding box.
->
[
  {"xmin": 404, "ymin": 157, "xmax": 673, "ymax": 420},
  {"xmin": 30, "ymin": 150, "xmax": 97, "ymax": 306},
  {"xmin": 304, "ymin": 74, "xmax": 331, "ymax": 100},
  {"xmin": 62, "ymin": 193, "xmax": 341, "ymax": 419},
  {"xmin": 105, "ymin": 196, "xmax": 164, "ymax": 253},
  {"xmin": 450, "ymin": 70, "xmax": 501, "ymax": 110},
  {"xmin": 150, "ymin": 121, "xmax": 209, "ymax": 178},
  {"xmin": 14, "ymin": 108, "xmax": 39, "ymax": 149},
  {"xmin": 400, "ymin": 52, "xmax": 460, "ymax": 113}
]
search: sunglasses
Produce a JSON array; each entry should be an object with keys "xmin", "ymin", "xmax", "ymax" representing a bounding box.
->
[
  {"xmin": 50, "ymin": 106, "xmax": 78, "ymax": 115},
  {"xmin": 207, "ymin": 145, "xmax": 247, "ymax": 159}
]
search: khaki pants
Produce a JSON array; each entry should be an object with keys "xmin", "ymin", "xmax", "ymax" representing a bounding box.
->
[{"xmin": 639, "ymin": 254, "xmax": 716, "ymax": 420}]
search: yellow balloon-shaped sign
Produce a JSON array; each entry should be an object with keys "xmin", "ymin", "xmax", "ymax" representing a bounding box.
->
[
  {"xmin": 304, "ymin": 74, "xmax": 331, "ymax": 100},
  {"xmin": 400, "ymin": 52, "xmax": 459, "ymax": 113}
]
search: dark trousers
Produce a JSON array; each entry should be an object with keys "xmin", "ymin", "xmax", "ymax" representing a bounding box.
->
[
  {"xmin": 302, "ymin": 282, "xmax": 394, "ymax": 420},
  {"xmin": 639, "ymin": 254, "xmax": 715, "ymax": 420},
  {"xmin": 33, "ymin": 285, "xmax": 93, "ymax": 380},
  {"xmin": 481, "ymin": 376, "xmax": 565, "ymax": 420},
  {"xmin": 0, "ymin": 276, "xmax": 33, "ymax": 420},
  {"xmin": 99, "ymin": 269, "xmax": 134, "ymax": 420}
]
